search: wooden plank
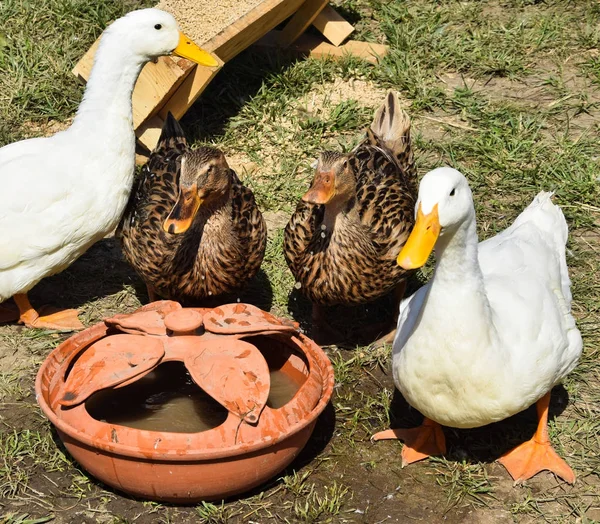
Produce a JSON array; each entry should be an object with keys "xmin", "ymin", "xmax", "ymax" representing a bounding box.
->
[
  {"xmin": 130, "ymin": 57, "xmax": 195, "ymax": 128},
  {"xmin": 72, "ymin": 39, "xmax": 100, "ymax": 81},
  {"xmin": 204, "ymin": 0, "xmax": 307, "ymax": 62},
  {"xmin": 277, "ymin": 0, "xmax": 329, "ymax": 48},
  {"xmin": 158, "ymin": 55, "xmax": 223, "ymax": 121},
  {"xmin": 136, "ymin": 152, "xmax": 150, "ymax": 166},
  {"xmin": 72, "ymin": 0, "xmax": 305, "ymax": 69},
  {"xmin": 136, "ymin": 115, "xmax": 165, "ymax": 152},
  {"xmin": 256, "ymin": 30, "xmax": 389, "ymax": 65},
  {"xmin": 148, "ymin": 0, "xmax": 306, "ymax": 151},
  {"xmin": 312, "ymin": 5, "xmax": 355, "ymax": 46},
  {"xmin": 135, "ymin": 57, "xmax": 223, "ymax": 151}
]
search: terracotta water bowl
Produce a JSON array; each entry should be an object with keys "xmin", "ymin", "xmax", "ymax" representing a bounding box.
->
[{"xmin": 36, "ymin": 301, "xmax": 334, "ymax": 503}]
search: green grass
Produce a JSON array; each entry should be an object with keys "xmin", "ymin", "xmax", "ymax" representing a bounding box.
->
[
  {"xmin": 1, "ymin": 0, "xmax": 600, "ymax": 522},
  {"xmin": 195, "ymin": 501, "xmax": 239, "ymax": 523},
  {"xmin": 0, "ymin": 514, "xmax": 54, "ymax": 524},
  {"xmin": 0, "ymin": 428, "xmax": 72, "ymax": 498},
  {"xmin": 287, "ymin": 481, "xmax": 350, "ymax": 523},
  {"xmin": 433, "ymin": 458, "xmax": 495, "ymax": 509},
  {"xmin": 0, "ymin": 0, "xmax": 155, "ymax": 144}
]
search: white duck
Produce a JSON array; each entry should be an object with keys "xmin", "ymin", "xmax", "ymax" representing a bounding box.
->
[
  {"xmin": 373, "ymin": 167, "xmax": 582, "ymax": 484},
  {"xmin": 0, "ymin": 9, "xmax": 218, "ymax": 330}
]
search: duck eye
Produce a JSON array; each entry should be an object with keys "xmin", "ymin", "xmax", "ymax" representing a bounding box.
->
[
  {"xmin": 154, "ymin": 24, "xmax": 162, "ymax": 30},
  {"xmin": 449, "ymin": 188, "xmax": 456, "ymax": 197}
]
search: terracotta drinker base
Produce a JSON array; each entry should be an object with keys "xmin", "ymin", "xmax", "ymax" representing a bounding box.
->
[{"xmin": 36, "ymin": 301, "xmax": 334, "ymax": 502}]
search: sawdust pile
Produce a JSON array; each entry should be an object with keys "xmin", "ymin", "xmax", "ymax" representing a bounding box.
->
[
  {"xmin": 296, "ymin": 78, "xmax": 394, "ymax": 116},
  {"xmin": 157, "ymin": 0, "xmax": 264, "ymax": 45}
]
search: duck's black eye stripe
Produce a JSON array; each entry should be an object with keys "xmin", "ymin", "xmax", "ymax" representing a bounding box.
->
[{"xmin": 450, "ymin": 188, "xmax": 456, "ymax": 196}]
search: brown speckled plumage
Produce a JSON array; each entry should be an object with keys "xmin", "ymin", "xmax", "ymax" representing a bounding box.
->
[
  {"xmin": 117, "ymin": 113, "xmax": 266, "ymax": 302},
  {"xmin": 284, "ymin": 92, "xmax": 416, "ymax": 306}
]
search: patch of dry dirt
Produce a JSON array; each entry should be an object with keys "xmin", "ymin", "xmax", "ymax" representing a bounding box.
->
[
  {"xmin": 225, "ymin": 78, "xmax": 398, "ymax": 177},
  {"xmin": 294, "ymin": 78, "xmax": 397, "ymax": 117},
  {"xmin": 223, "ymin": 150, "xmax": 258, "ymax": 177},
  {"xmin": 262, "ymin": 210, "xmax": 289, "ymax": 232},
  {"xmin": 19, "ymin": 118, "xmax": 71, "ymax": 138},
  {"xmin": 439, "ymin": 63, "xmax": 600, "ymax": 140}
]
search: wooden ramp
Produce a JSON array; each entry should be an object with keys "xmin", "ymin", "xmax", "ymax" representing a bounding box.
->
[{"xmin": 73, "ymin": 0, "xmax": 389, "ymax": 153}]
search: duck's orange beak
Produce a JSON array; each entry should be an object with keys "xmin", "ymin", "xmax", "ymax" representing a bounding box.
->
[
  {"xmin": 163, "ymin": 184, "xmax": 202, "ymax": 234},
  {"xmin": 302, "ymin": 170, "xmax": 335, "ymax": 204},
  {"xmin": 397, "ymin": 203, "xmax": 440, "ymax": 269},
  {"xmin": 173, "ymin": 32, "xmax": 219, "ymax": 67}
]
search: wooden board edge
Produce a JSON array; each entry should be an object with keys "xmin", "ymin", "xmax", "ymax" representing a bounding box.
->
[
  {"xmin": 135, "ymin": 56, "xmax": 223, "ymax": 151},
  {"xmin": 312, "ymin": 5, "xmax": 355, "ymax": 47},
  {"xmin": 136, "ymin": 115, "xmax": 165, "ymax": 152},
  {"xmin": 72, "ymin": 38, "xmax": 100, "ymax": 81},
  {"xmin": 157, "ymin": 57, "xmax": 224, "ymax": 121},
  {"xmin": 277, "ymin": 0, "xmax": 329, "ymax": 48},
  {"xmin": 256, "ymin": 31, "xmax": 389, "ymax": 65},
  {"xmin": 205, "ymin": 0, "xmax": 306, "ymax": 61}
]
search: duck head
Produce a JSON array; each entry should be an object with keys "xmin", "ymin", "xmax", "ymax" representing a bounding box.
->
[
  {"xmin": 302, "ymin": 152, "xmax": 356, "ymax": 208},
  {"xmin": 163, "ymin": 147, "xmax": 231, "ymax": 234},
  {"xmin": 397, "ymin": 167, "xmax": 474, "ymax": 269},
  {"xmin": 105, "ymin": 8, "xmax": 218, "ymax": 66}
]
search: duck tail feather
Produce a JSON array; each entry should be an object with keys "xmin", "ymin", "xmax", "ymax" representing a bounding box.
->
[
  {"xmin": 514, "ymin": 191, "xmax": 572, "ymax": 304},
  {"xmin": 515, "ymin": 191, "xmax": 568, "ymax": 246},
  {"xmin": 370, "ymin": 91, "xmax": 415, "ymax": 176},
  {"xmin": 156, "ymin": 112, "xmax": 187, "ymax": 151}
]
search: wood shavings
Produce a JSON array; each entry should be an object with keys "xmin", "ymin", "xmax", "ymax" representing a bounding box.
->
[{"xmin": 157, "ymin": 0, "xmax": 264, "ymax": 45}]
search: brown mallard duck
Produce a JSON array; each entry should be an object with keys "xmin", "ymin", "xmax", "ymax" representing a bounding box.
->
[
  {"xmin": 283, "ymin": 92, "xmax": 417, "ymax": 343},
  {"xmin": 117, "ymin": 113, "xmax": 267, "ymax": 303}
]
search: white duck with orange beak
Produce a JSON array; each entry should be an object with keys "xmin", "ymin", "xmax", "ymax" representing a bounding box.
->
[
  {"xmin": 0, "ymin": 9, "xmax": 218, "ymax": 330},
  {"xmin": 374, "ymin": 167, "xmax": 582, "ymax": 484}
]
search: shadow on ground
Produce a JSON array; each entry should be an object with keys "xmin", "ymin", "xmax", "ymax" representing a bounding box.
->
[
  {"xmin": 9, "ymin": 237, "xmax": 274, "ymax": 325},
  {"xmin": 180, "ymin": 47, "xmax": 318, "ymax": 144},
  {"xmin": 287, "ymin": 272, "xmax": 426, "ymax": 348},
  {"xmin": 385, "ymin": 384, "xmax": 570, "ymax": 465},
  {"xmin": 25, "ymin": 237, "xmax": 141, "ymax": 314}
]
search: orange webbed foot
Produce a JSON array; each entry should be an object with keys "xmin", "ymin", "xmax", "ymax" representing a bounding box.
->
[
  {"xmin": 21, "ymin": 308, "xmax": 84, "ymax": 331},
  {"xmin": 13, "ymin": 293, "xmax": 84, "ymax": 331},
  {"xmin": 372, "ymin": 418, "xmax": 446, "ymax": 466},
  {"xmin": 499, "ymin": 437, "xmax": 576, "ymax": 484},
  {"xmin": 498, "ymin": 391, "xmax": 575, "ymax": 484}
]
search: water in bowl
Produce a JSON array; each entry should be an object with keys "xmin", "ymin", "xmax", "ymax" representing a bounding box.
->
[{"xmin": 86, "ymin": 361, "xmax": 302, "ymax": 433}]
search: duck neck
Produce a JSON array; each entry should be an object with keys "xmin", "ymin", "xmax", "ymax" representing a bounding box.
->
[
  {"xmin": 197, "ymin": 191, "xmax": 232, "ymax": 226},
  {"xmin": 322, "ymin": 195, "xmax": 356, "ymax": 231},
  {"xmin": 72, "ymin": 35, "xmax": 145, "ymax": 132},
  {"xmin": 434, "ymin": 216, "xmax": 481, "ymax": 281},
  {"xmin": 425, "ymin": 214, "xmax": 495, "ymax": 341}
]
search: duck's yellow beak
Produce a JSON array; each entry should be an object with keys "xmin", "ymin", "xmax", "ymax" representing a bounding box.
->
[
  {"xmin": 163, "ymin": 184, "xmax": 203, "ymax": 234},
  {"xmin": 302, "ymin": 171, "xmax": 335, "ymax": 204},
  {"xmin": 397, "ymin": 203, "xmax": 440, "ymax": 269},
  {"xmin": 173, "ymin": 32, "xmax": 219, "ymax": 67}
]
